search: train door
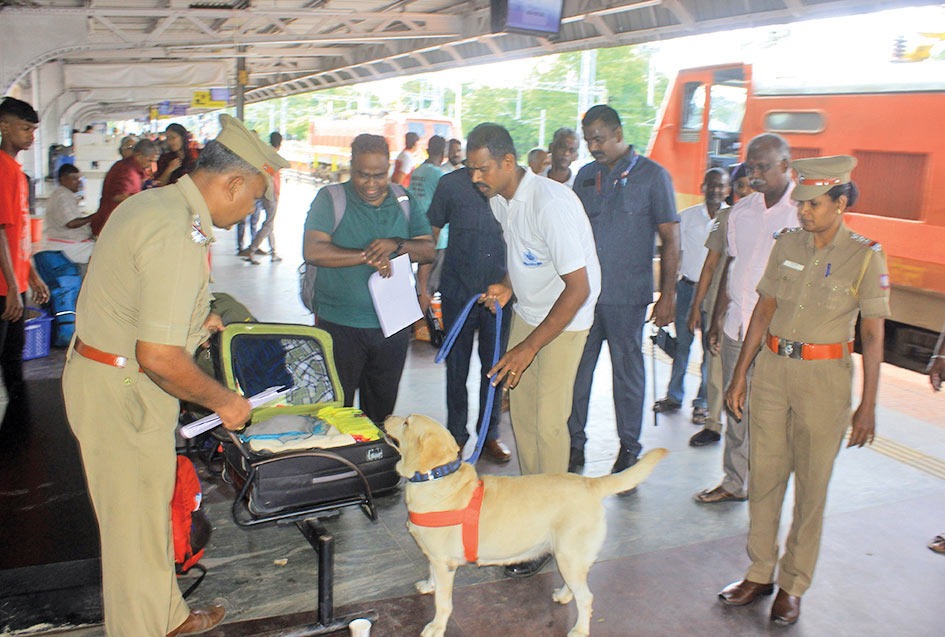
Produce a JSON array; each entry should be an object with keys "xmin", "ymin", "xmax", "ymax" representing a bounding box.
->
[{"xmin": 648, "ymin": 64, "xmax": 749, "ymax": 209}]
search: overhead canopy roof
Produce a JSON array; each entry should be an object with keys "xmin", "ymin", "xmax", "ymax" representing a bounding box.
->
[{"xmin": 0, "ymin": 0, "xmax": 938, "ymax": 125}]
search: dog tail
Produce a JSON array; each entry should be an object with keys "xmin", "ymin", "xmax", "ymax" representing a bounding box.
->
[{"xmin": 591, "ymin": 448, "xmax": 668, "ymax": 497}]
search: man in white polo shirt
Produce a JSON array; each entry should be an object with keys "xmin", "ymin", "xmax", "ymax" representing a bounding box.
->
[{"xmin": 465, "ymin": 122, "xmax": 601, "ymax": 577}]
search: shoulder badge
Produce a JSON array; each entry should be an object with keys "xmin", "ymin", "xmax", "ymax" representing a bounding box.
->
[
  {"xmin": 773, "ymin": 227, "xmax": 802, "ymax": 240},
  {"xmin": 190, "ymin": 212, "xmax": 211, "ymax": 246},
  {"xmin": 849, "ymin": 232, "xmax": 882, "ymax": 252}
]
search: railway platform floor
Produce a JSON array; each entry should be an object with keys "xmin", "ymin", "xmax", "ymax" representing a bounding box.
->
[{"xmin": 2, "ymin": 177, "xmax": 943, "ymax": 637}]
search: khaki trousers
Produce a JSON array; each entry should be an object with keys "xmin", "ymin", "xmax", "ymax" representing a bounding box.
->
[
  {"xmin": 63, "ymin": 352, "xmax": 190, "ymax": 636},
  {"xmin": 745, "ymin": 348, "xmax": 853, "ymax": 596},
  {"xmin": 508, "ymin": 313, "xmax": 588, "ymax": 475},
  {"xmin": 704, "ymin": 348, "xmax": 725, "ymax": 434}
]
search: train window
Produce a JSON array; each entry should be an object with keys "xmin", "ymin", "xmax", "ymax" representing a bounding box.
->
[
  {"xmin": 764, "ymin": 111, "xmax": 825, "ymax": 133},
  {"xmin": 433, "ymin": 124, "xmax": 451, "ymax": 138},
  {"xmin": 407, "ymin": 122, "xmax": 426, "ymax": 137},
  {"xmin": 708, "ymin": 84, "xmax": 746, "ymax": 133},
  {"xmin": 681, "ymin": 82, "xmax": 705, "ymax": 130}
]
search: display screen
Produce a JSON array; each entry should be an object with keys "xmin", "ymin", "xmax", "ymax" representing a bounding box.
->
[{"xmin": 491, "ymin": 0, "xmax": 564, "ymax": 37}]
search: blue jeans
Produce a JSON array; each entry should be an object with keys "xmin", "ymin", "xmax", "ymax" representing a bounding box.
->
[
  {"xmin": 568, "ymin": 303, "xmax": 647, "ymax": 457},
  {"xmin": 235, "ymin": 204, "xmax": 261, "ymax": 250},
  {"xmin": 442, "ymin": 294, "xmax": 510, "ymax": 446},
  {"xmin": 666, "ymin": 278, "xmax": 707, "ymax": 409}
]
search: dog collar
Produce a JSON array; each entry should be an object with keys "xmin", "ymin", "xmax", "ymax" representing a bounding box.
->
[
  {"xmin": 408, "ymin": 480, "xmax": 485, "ymax": 563},
  {"xmin": 407, "ymin": 457, "xmax": 462, "ymax": 483}
]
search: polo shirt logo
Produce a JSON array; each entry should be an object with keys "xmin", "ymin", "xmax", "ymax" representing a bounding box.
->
[{"xmin": 522, "ymin": 249, "xmax": 542, "ymax": 267}]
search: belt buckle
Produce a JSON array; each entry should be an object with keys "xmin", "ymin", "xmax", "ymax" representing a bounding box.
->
[{"xmin": 778, "ymin": 339, "xmax": 803, "ymax": 360}]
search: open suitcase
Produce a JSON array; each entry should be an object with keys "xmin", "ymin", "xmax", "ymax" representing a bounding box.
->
[{"xmin": 209, "ymin": 323, "xmax": 401, "ymax": 526}]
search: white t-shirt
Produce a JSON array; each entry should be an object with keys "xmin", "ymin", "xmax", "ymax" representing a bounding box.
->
[
  {"xmin": 679, "ymin": 202, "xmax": 726, "ymax": 282},
  {"xmin": 490, "ymin": 169, "xmax": 600, "ymax": 331}
]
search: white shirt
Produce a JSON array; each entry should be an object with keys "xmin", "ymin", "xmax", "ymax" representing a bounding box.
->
[
  {"xmin": 490, "ymin": 169, "xmax": 600, "ymax": 331},
  {"xmin": 541, "ymin": 164, "xmax": 576, "ymax": 189},
  {"xmin": 679, "ymin": 202, "xmax": 726, "ymax": 282},
  {"xmin": 394, "ymin": 149, "xmax": 416, "ymax": 177},
  {"xmin": 724, "ymin": 184, "xmax": 798, "ymax": 341},
  {"xmin": 46, "ymin": 185, "xmax": 93, "ymax": 243}
]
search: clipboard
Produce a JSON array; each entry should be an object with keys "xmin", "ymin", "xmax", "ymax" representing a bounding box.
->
[{"xmin": 367, "ymin": 253, "xmax": 423, "ymax": 337}]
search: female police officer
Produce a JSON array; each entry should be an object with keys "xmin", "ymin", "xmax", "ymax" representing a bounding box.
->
[{"xmin": 716, "ymin": 156, "xmax": 890, "ymax": 624}]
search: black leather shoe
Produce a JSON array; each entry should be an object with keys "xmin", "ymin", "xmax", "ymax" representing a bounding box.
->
[
  {"xmin": 611, "ymin": 447, "xmax": 638, "ymax": 474},
  {"xmin": 652, "ymin": 398, "xmax": 681, "ymax": 413},
  {"xmin": 770, "ymin": 589, "xmax": 801, "ymax": 625},
  {"xmin": 503, "ymin": 554, "xmax": 551, "ymax": 578},
  {"xmin": 689, "ymin": 428, "xmax": 721, "ymax": 447},
  {"xmin": 568, "ymin": 447, "xmax": 585, "ymax": 473}
]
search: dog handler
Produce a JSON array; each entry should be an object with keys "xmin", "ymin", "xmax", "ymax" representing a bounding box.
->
[
  {"xmin": 63, "ymin": 115, "xmax": 288, "ymax": 636},
  {"xmin": 718, "ymin": 156, "xmax": 889, "ymax": 625}
]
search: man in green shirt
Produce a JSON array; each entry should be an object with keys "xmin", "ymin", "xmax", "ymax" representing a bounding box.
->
[{"xmin": 303, "ymin": 133, "xmax": 435, "ymax": 422}]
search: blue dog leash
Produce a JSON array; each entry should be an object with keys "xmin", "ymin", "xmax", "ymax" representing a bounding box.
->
[{"xmin": 435, "ymin": 293, "xmax": 503, "ymax": 464}]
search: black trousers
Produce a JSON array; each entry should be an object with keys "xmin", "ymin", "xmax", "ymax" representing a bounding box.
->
[
  {"xmin": 442, "ymin": 293, "xmax": 510, "ymax": 446},
  {"xmin": 0, "ymin": 293, "xmax": 26, "ymax": 397},
  {"xmin": 316, "ymin": 318, "xmax": 410, "ymax": 424}
]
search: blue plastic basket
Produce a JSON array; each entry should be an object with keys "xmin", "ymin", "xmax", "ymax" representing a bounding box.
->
[{"xmin": 23, "ymin": 307, "xmax": 53, "ymax": 361}]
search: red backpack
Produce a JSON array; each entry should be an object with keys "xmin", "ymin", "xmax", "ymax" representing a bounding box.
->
[{"xmin": 171, "ymin": 455, "xmax": 211, "ymax": 597}]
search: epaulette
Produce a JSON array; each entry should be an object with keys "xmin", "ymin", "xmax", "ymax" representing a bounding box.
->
[
  {"xmin": 849, "ymin": 232, "xmax": 882, "ymax": 252},
  {"xmin": 773, "ymin": 227, "xmax": 802, "ymax": 240}
]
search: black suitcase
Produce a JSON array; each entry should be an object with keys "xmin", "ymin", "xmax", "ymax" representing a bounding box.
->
[{"xmin": 211, "ymin": 323, "xmax": 401, "ymax": 526}]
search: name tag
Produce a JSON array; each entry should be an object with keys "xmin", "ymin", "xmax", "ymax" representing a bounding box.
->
[{"xmin": 782, "ymin": 260, "xmax": 804, "ymax": 271}]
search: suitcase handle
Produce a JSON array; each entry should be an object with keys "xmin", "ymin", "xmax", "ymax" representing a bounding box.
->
[{"xmin": 231, "ymin": 448, "xmax": 378, "ymax": 527}]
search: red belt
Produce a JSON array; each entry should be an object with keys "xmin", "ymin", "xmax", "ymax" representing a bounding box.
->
[
  {"xmin": 74, "ymin": 338, "xmax": 131, "ymax": 369},
  {"xmin": 766, "ymin": 334, "xmax": 853, "ymax": 361},
  {"xmin": 408, "ymin": 480, "xmax": 484, "ymax": 563}
]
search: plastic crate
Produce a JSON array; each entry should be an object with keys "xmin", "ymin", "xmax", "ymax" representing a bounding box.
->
[{"xmin": 23, "ymin": 307, "xmax": 53, "ymax": 361}]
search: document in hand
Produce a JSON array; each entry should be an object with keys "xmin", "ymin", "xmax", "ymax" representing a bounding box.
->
[
  {"xmin": 367, "ymin": 253, "xmax": 422, "ymax": 337},
  {"xmin": 178, "ymin": 385, "xmax": 291, "ymax": 439}
]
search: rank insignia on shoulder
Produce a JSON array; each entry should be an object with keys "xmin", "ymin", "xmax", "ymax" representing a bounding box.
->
[
  {"xmin": 850, "ymin": 232, "xmax": 882, "ymax": 251},
  {"xmin": 190, "ymin": 213, "xmax": 210, "ymax": 246},
  {"xmin": 773, "ymin": 227, "xmax": 802, "ymax": 239}
]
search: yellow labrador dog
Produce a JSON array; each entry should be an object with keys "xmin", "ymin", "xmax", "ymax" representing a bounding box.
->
[{"xmin": 384, "ymin": 414, "xmax": 667, "ymax": 637}]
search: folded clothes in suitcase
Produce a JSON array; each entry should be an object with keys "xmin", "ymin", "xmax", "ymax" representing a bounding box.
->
[{"xmin": 210, "ymin": 323, "xmax": 401, "ymax": 525}]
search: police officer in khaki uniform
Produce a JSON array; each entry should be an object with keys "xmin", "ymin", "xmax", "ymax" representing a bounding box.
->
[
  {"xmin": 716, "ymin": 156, "xmax": 890, "ymax": 625},
  {"xmin": 63, "ymin": 114, "xmax": 288, "ymax": 637}
]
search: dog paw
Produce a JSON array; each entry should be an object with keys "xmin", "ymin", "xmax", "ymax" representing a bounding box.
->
[
  {"xmin": 553, "ymin": 585, "xmax": 573, "ymax": 605},
  {"xmin": 415, "ymin": 579, "xmax": 436, "ymax": 595},
  {"xmin": 421, "ymin": 621, "xmax": 446, "ymax": 637}
]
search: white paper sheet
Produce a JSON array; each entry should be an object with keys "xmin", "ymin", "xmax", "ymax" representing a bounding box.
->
[
  {"xmin": 368, "ymin": 253, "xmax": 423, "ymax": 337},
  {"xmin": 178, "ymin": 385, "xmax": 291, "ymax": 439}
]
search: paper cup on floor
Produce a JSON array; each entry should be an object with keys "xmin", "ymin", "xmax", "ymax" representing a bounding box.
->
[{"xmin": 349, "ymin": 618, "xmax": 372, "ymax": 636}]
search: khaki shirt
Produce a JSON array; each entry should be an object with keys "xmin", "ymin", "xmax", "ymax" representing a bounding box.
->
[
  {"xmin": 757, "ymin": 223, "xmax": 890, "ymax": 344},
  {"xmin": 702, "ymin": 207, "xmax": 730, "ymax": 314},
  {"xmin": 76, "ymin": 176, "xmax": 215, "ymax": 362}
]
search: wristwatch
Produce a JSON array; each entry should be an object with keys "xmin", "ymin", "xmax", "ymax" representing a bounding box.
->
[{"xmin": 390, "ymin": 237, "xmax": 405, "ymax": 258}]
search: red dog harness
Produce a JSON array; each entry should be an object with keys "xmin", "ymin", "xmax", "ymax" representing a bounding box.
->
[{"xmin": 408, "ymin": 480, "xmax": 485, "ymax": 563}]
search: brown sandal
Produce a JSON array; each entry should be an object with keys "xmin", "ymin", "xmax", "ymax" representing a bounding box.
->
[{"xmin": 928, "ymin": 534, "xmax": 945, "ymax": 554}]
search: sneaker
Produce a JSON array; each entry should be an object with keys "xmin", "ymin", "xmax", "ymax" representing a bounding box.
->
[
  {"xmin": 270, "ymin": 254, "xmax": 283, "ymax": 263},
  {"xmin": 237, "ymin": 248, "xmax": 253, "ymax": 258},
  {"xmin": 611, "ymin": 446, "xmax": 638, "ymax": 473},
  {"xmin": 689, "ymin": 428, "xmax": 721, "ymax": 447},
  {"xmin": 692, "ymin": 406, "xmax": 709, "ymax": 425},
  {"xmin": 653, "ymin": 398, "xmax": 681, "ymax": 413},
  {"xmin": 255, "ymin": 248, "xmax": 268, "ymax": 255}
]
